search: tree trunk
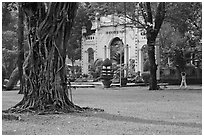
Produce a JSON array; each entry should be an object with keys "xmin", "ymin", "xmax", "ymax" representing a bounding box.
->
[
  {"xmin": 145, "ymin": 2, "xmax": 165, "ymax": 90},
  {"xmin": 17, "ymin": 2, "xmax": 24, "ymax": 94},
  {"xmin": 147, "ymin": 37, "xmax": 159, "ymax": 90},
  {"xmin": 7, "ymin": 2, "xmax": 82, "ymax": 114}
]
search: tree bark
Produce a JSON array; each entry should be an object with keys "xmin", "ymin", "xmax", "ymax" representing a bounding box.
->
[
  {"xmin": 17, "ymin": 2, "xmax": 24, "ymax": 94},
  {"xmin": 147, "ymin": 37, "xmax": 158, "ymax": 90}
]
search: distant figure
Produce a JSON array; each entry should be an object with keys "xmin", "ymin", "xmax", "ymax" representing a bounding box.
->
[{"xmin": 180, "ymin": 72, "xmax": 187, "ymax": 89}]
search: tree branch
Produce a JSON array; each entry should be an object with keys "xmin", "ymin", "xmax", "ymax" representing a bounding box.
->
[
  {"xmin": 125, "ymin": 14, "xmax": 146, "ymax": 28},
  {"xmin": 139, "ymin": 3, "xmax": 148, "ymax": 26},
  {"xmin": 154, "ymin": 2, "xmax": 165, "ymax": 35},
  {"xmin": 146, "ymin": 2, "xmax": 153, "ymax": 25}
]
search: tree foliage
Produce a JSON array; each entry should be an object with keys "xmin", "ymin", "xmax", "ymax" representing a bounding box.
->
[
  {"xmin": 67, "ymin": 3, "xmax": 92, "ymax": 64},
  {"xmin": 2, "ymin": 2, "xmax": 30, "ymax": 90},
  {"xmin": 2, "ymin": 31, "xmax": 18, "ymax": 78},
  {"xmin": 166, "ymin": 2, "xmax": 201, "ymax": 37},
  {"xmin": 159, "ymin": 2, "xmax": 202, "ymax": 68},
  {"xmin": 165, "ymin": 2, "xmax": 202, "ymax": 54},
  {"xmin": 158, "ymin": 22, "xmax": 183, "ymax": 66},
  {"xmin": 2, "ymin": 2, "xmax": 18, "ymax": 31},
  {"xmin": 2, "ymin": 3, "xmax": 18, "ymax": 76}
]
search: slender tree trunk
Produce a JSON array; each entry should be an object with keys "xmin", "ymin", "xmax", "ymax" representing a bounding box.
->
[
  {"xmin": 17, "ymin": 2, "xmax": 24, "ymax": 94},
  {"xmin": 145, "ymin": 2, "xmax": 165, "ymax": 90},
  {"xmin": 147, "ymin": 36, "xmax": 158, "ymax": 90}
]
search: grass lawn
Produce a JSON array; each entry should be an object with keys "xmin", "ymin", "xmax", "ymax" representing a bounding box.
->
[{"xmin": 2, "ymin": 86, "xmax": 202, "ymax": 135}]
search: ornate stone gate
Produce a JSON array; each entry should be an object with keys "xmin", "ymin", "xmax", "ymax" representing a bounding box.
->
[{"xmin": 81, "ymin": 14, "xmax": 149, "ymax": 75}]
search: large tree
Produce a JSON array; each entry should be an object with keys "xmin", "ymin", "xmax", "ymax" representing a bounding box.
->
[
  {"xmin": 117, "ymin": 2, "xmax": 165, "ymax": 90},
  {"xmin": 140, "ymin": 3, "xmax": 165, "ymax": 90},
  {"xmin": 7, "ymin": 2, "xmax": 84, "ymax": 113}
]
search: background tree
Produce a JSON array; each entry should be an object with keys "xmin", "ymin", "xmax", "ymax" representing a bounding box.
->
[
  {"xmin": 2, "ymin": 33, "xmax": 18, "ymax": 78},
  {"xmin": 159, "ymin": 2, "xmax": 202, "ymax": 69},
  {"xmin": 157, "ymin": 22, "xmax": 183, "ymax": 67},
  {"xmin": 2, "ymin": 2, "xmax": 18, "ymax": 78},
  {"xmin": 166, "ymin": 3, "xmax": 201, "ymax": 38},
  {"xmin": 67, "ymin": 3, "xmax": 92, "ymax": 66},
  {"xmin": 137, "ymin": 3, "xmax": 165, "ymax": 90},
  {"xmin": 2, "ymin": 2, "xmax": 30, "ymax": 91},
  {"xmin": 6, "ymin": 2, "xmax": 83, "ymax": 113},
  {"xmin": 17, "ymin": 2, "xmax": 24, "ymax": 94},
  {"xmin": 2, "ymin": 2, "xmax": 18, "ymax": 31}
]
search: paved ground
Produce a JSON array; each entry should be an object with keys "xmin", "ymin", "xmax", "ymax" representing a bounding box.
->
[{"xmin": 2, "ymin": 85, "xmax": 202, "ymax": 135}]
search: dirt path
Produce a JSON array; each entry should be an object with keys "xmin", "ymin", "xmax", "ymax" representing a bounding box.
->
[{"xmin": 2, "ymin": 86, "xmax": 202, "ymax": 135}]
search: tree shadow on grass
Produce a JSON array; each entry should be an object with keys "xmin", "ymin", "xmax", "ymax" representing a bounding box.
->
[
  {"xmin": 164, "ymin": 88, "xmax": 202, "ymax": 93},
  {"xmin": 74, "ymin": 111, "xmax": 201, "ymax": 129}
]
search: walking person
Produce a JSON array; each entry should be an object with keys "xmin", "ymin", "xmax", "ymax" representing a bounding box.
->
[{"xmin": 180, "ymin": 72, "xmax": 187, "ymax": 89}]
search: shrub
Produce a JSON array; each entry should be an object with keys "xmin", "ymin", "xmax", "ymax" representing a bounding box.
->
[{"xmin": 141, "ymin": 71, "xmax": 150, "ymax": 84}]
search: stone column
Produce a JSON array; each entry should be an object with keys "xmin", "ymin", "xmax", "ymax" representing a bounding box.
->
[
  {"xmin": 139, "ymin": 48, "xmax": 144, "ymax": 73},
  {"xmin": 138, "ymin": 48, "xmax": 144, "ymax": 73},
  {"xmin": 167, "ymin": 56, "xmax": 171, "ymax": 67},
  {"xmin": 126, "ymin": 44, "xmax": 129, "ymax": 77},
  {"xmin": 104, "ymin": 45, "xmax": 107, "ymax": 59},
  {"xmin": 107, "ymin": 46, "xmax": 110, "ymax": 59},
  {"xmin": 81, "ymin": 36, "xmax": 85, "ymax": 74},
  {"xmin": 84, "ymin": 50, "xmax": 88, "ymax": 74},
  {"xmin": 134, "ymin": 29, "xmax": 139, "ymax": 72},
  {"xmin": 155, "ymin": 45, "xmax": 160, "ymax": 80}
]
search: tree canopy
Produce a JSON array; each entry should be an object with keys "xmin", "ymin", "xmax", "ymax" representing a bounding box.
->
[{"xmin": 159, "ymin": 2, "xmax": 202, "ymax": 69}]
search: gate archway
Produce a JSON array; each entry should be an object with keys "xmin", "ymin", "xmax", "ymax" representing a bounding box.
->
[
  {"xmin": 87, "ymin": 48, "xmax": 94, "ymax": 64},
  {"xmin": 87, "ymin": 48, "xmax": 94, "ymax": 71},
  {"xmin": 109, "ymin": 37, "xmax": 124, "ymax": 65}
]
